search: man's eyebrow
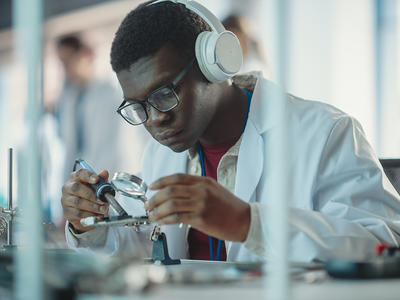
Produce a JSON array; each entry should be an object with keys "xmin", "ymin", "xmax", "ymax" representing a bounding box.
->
[
  {"xmin": 123, "ymin": 75, "xmax": 174, "ymax": 103},
  {"xmin": 153, "ymin": 71, "xmax": 176, "ymax": 87},
  {"xmin": 130, "ymin": 72, "xmax": 177, "ymax": 101}
]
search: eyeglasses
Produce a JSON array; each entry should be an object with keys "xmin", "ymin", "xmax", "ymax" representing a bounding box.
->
[{"xmin": 117, "ymin": 59, "xmax": 195, "ymax": 126}]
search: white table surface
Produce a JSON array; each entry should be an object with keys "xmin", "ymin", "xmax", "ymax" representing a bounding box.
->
[
  {"xmin": 79, "ymin": 278, "xmax": 400, "ymax": 300},
  {"xmin": 78, "ymin": 260, "xmax": 400, "ymax": 300}
]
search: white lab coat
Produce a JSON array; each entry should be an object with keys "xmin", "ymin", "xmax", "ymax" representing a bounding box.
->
[{"xmin": 67, "ymin": 76, "xmax": 400, "ymax": 262}]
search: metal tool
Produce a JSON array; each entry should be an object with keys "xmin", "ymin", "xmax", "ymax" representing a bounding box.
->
[
  {"xmin": 76, "ymin": 159, "xmax": 180, "ymax": 265},
  {"xmin": 81, "ymin": 215, "xmax": 150, "ymax": 228},
  {"xmin": 1, "ymin": 148, "xmax": 18, "ymax": 248},
  {"xmin": 73, "ymin": 159, "xmax": 128, "ymax": 217},
  {"xmin": 75, "ymin": 160, "xmax": 149, "ymax": 229}
]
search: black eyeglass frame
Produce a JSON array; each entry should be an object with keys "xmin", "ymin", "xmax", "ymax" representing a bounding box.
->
[{"xmin": 117, "ymin": 58, "xmax": 195, "ymax": 126}]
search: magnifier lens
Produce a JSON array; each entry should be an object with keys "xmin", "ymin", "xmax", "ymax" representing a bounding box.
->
[
  {"xmin": 111, "ymin": 172, "xmax": 147, "ymax": 199},
  {"xmin": 113, "ymin": 179, "xmax": 145, "ymax": 197}
]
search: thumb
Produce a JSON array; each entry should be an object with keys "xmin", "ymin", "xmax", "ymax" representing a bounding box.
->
[{"xmin": 98, "ymin": 170, "xmax": 109, "ymax": 182}]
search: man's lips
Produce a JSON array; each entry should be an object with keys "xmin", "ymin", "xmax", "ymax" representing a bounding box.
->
[{"xmin": 156, "ymin": 129, "xmax": 183, "ymax": 141}]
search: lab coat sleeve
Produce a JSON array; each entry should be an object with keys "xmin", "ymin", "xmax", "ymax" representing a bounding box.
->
[
  {"xmin": 64, "ymin": 141, "xmax": 156, "ymax": 256},
  {"xmin": 64, "ymin": 194, "xmax": 153, "ymax": 257},
  {"xmin": 244, "ymin": 116, "xmax": 400, "ymax": 262},
  {"xmin": 65, "ymin": 219, "xmax": 154, "ymax": 257},
  {"xmin": 65, "ymin": 220, "xmax": 108, "ymax": 249}
]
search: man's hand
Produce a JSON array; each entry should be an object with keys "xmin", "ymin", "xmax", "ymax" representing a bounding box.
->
[
  {"xmin": 61, "ymin": 169, "xmax": 110, "ymax": 233},
  {"xmin": 144, "ymin": 174, "xmax": 250, "ymax": 242}
]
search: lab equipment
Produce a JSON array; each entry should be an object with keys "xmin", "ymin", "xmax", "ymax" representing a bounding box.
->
[
  {"xmin": 74, "ymin": 159, "xmax": 149, "ymax": 228},
  {"xmin": 111, "ymin": 172, "xmax": 147, "ymax": 200},
  {"xmin": 325, "ymin": 257, "xmax": 400, "ymax": 279},
  {"xmin": 76, "ymin": 159, "xmax": 180, "ymax": 265},
  {"xmin": 0, "ymin": 149, "xmax": 18, "ymax": 248},
  {"xmin": 379, "ymin": 159, "xmax": 400, "ymax": 194},
  {"xmin": 80, "ymin": 215, "xmax": 150, "ymax": 228},
  {"xmin": 75, "ymin": 159, "xmax": 150, "ymax": 229},
  {"xmin": 326, "ymin": 243, "xmax": 400, "ymax": 279},
  {"xmin": 375, "ymin": 243, "xmax": 400, "ymax": 257},
  {"xmin": 73, "ymin": 159, "xmax": 128, "ymax": 216},
  {"xmin": 150, "ymin": 225, "xmax": 180, "ymax": 265}
]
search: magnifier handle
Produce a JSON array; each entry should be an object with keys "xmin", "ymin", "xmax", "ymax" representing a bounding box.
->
[{"xmin": 75, "ymin": 159, "xmax": 116, "ymax": 202}]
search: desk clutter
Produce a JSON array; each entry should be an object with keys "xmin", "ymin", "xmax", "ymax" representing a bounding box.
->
[
  {"xmin": 326, "ymin": 243, "xmax": 400, "ymax": 279},
  {"xmin": 0, "ymin": 244, "xmax": 399, "ymax": 297}
]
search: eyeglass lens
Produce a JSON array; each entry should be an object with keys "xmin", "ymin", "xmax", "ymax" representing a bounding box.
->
[
  {"xmin": 120, "ymin": 86, "xmax": 178, "ymax": 124},
  {"xmin": 148, "ymin": 87, "xmax": 178, "ymax": 112}
]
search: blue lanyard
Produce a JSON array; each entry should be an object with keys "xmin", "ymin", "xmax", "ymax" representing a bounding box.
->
[
  {"xmin": 198, "ymin": 88, "xmax": 252, "ymax": 261},
  {"xmin": 198, "ymin": 145, "xmax": 223, "ymax": 261}
]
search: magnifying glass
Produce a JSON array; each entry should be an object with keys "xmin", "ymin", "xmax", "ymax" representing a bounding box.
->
[
  {"xmin": 110, "ymin": 172, "xmax": 148, "ymax": 201},
  {"xmin": 80, "ymin": 169, "xmax": 150, "ymax": 229},
  {"xmin": 80, "ymin": 168, "xmax": 184, "ymax": 229}
]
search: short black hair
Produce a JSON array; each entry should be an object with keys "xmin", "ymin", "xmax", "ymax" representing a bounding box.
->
[
  {"xmin": 110, "ymin": 0, "xmax": 211, "ymax": 73},
  {"xmin": 57, "ymin": 35, "xmax": 84, "ymax": 52}
]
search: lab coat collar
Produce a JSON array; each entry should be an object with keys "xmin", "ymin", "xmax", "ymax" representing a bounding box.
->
[
  {"xmin": 186, "ymin": 74, "xmax": 283, "ymax": 156},
  {"xmin": 245, "ymin": 75, "xmax": 288, "ymax": 134},
  {"xmin": 185, "ymin": 75, "xmax": 286, "ymax": 203},
  {"xmin": 234, "ymin": 119, "xmax": 264, "ymax": 203},
  {"xmin": 233, "ymin": 75, "xmax": 287, "ymax": 202}
]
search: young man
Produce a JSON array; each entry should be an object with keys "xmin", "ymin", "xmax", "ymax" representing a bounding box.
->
[{"xmin": 61, "ymin": 1, "xmax": 400, "ymax": 262}]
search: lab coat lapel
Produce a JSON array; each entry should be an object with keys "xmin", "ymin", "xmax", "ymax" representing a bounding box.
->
[
  {"xmin": 233, "ymin": 76, "xmax": 269, "ymax": 203},
  {"xmin": 227, "ymin": 99, "xmax": 264, "ymax": 260},
  {"xmin": 234, "ymin": 121, "xmax": 264, "ymax": 203},
  {"xmin": 233, "ymin": 77, "xmax": 287, "ymax": 203},
  {"xmin": 228, "ymin": 77, "xmax": 284, "ymax": 260}
]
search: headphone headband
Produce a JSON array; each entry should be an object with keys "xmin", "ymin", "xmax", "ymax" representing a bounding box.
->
[
  {"xmin": 149, "ymin": 0, "xmax": 225, "ymax": 33},
  {"xmin": 147, "ymin": 0, "xmax": 243, "ymax": 82}
]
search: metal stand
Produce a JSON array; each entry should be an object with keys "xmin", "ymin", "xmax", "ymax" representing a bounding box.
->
[
  {"xmin": 1, "ymin": 148, "xmax": 17, "ymax": 249},
  {"xmin": 151, "ymin": 232, "xmax": 181, "ymax": 265},
  {"xmin": 7, "ymin": 148, "xmax": 13, "ymax": 247}
]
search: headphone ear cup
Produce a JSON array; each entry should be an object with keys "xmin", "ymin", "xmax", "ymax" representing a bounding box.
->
[
  {"xmin": 214, "ymin": 31, "xmax": 242, "ymax": 74},
  {"xmin": 195, "ymin": 31, "xmax": 225, "ymax": 83},
  {"xmin": 195, "ymin": 31, "xmax": 243, "ymax": 83}
]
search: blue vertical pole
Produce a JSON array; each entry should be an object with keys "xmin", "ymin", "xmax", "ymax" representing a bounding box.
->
[{"xmin": 13, "ymin": 0, "xmax": 43, "ymax": 299}]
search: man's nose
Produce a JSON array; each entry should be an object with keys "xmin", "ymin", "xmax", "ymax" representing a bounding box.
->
[{"xmin": 146, "ymin": 105, "xmax": 171, "ymax": 126}]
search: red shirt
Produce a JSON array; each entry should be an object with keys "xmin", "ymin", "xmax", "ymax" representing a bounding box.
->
[{"xmin": 188, "ymin": 139, "xmax": 237, "ymax": 261}]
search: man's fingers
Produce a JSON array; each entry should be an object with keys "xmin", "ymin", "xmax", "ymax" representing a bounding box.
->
[
  {"xmin": 145, "ymin": 185, "xmax": 199, "ymax": 211},
  {"xmin": 62, "ymin": 195, "xmax": 108, "ymax": 215},
  {"xmin": 149, "ymin": 173, "xmax": 201, "ymax": 190},
  {"xmin": 63, "ymin": 206, "xmax": 100, "ymax": 221},
  {"xmin": 69, "ymin": 220, "xmax": 95, "ymax": 233},
  {"xmin": 148, "ymin": 198, "xmax": 199, "ymax": 221},
  {"xmin": 98, "ymin": 170, "xmax": 109, "ymax": 182},
  {"xmin": 157, "ymin": 212, "xmax": 198, "ymax": 226},
  {"xmin": 70, "ymin": 168, "xmax": 99, "ymax": 184},
  {"xmin": 62, "ymin": 180, "xmax": 102, "ymax": 204}
]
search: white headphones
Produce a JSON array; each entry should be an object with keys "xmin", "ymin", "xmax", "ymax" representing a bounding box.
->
[{"xmin": 148, "ymin": 0, "xmax": 243, "ymax": 83}]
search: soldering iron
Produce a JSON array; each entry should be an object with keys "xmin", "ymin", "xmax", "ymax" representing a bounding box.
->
[{"xmin": 73, "ymin": 159, "xmax": 128, "ymax": 217}]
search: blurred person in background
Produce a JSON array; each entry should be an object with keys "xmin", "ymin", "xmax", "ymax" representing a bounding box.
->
[
  {"xmin": 45, "ymin": 35, "xmax": 149, "ymax": 228},
  {"xmin": 55, "ymin": 35, "xmax": 121, "ymax": 182},
  {"xmin": 222, "ymin": 14, "xmax": 270, "ymax": 78}
]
